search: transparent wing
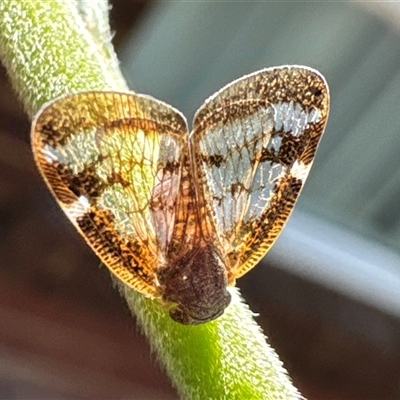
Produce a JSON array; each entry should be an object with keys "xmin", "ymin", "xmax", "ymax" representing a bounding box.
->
[
  {"xmin": 191, "ymin": 66, "xmax": 330, "ymax": 281},
  {"xmin": 31, "ymin": 92, "xmax": 188, "ymax": 297}
]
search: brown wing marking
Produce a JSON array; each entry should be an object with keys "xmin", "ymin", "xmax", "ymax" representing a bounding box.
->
[
  {"xmin": 228, "ymin": 174, "xmax": 302, "ymax": 279},
  {"xmin": 31, "ymin": 92, "xmax": 188, "ymax": 297},
  {"xmin": 75, "ymin": 207, "xmax": 158, "ymax": 294},
  {"xmin": 192, "ymin": 66, "xmax": 330, "ymax": 282}
]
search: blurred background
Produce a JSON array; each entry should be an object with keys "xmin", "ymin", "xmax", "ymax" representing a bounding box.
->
[{"xmin": 1, "ymin": 1, "xmax": 400, "ymax": 399}]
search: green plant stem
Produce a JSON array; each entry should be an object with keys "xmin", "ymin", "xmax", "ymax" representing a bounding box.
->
[{"xmin": 0, "ymin": 1, "xmax": 302, "ymax": 399}]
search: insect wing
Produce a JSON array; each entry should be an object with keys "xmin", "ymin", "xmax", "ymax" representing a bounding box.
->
[
  {"xmin": 191, "ymin": 66, "xmax": 330, "ymax": 280},
  {"xmin": 31, "ymin": 92, "xmax": 188, "ymax": 296}
]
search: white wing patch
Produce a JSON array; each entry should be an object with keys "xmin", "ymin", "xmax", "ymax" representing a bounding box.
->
[
  {"xmin": 273, "ymin": 101, "xmax": 322, "ymax": 136},
  {"xmin": 195, "ymin": 100, "xmax": 323, "ymax": 239}
]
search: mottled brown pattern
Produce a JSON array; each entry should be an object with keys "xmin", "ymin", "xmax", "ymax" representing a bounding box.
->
[
  {"xmin": 300, "ymin": 123, "xmax": 326, "ymax": 165},
  {"xmin": 192, "ymin": 65, "xmax": 329, "ymax": 283},
  {"xmin": 201, "ymin": 153, "xmax": 225, "ymax": 168},
  {"xmin": 231, "ymin": 175, "xmax": 303, "ymax": 279},
  {"xmin": 257, "ymin": 130, "xmax": 308, "ymax": 168},
  {"xmin": 277, "ymin": 134, "xmax": 308, "ymax": 167},
  {"xmin": 76, "ymin": 208, "xmax": 156, "ymax": 291},
  {"xmin": 194, "ymin": 66, "xmax": 327, "ymax": 131},
  {"xmin": 31, "ymin": 66, "xmax": 330, "ymax": 325},
  {"xmin": 54, "ymin": 162, "xmax": 106, "ymax": 199},
  {"xmin": 39, "ymin": 121, "xmax": 66, "ymax": 148}
]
